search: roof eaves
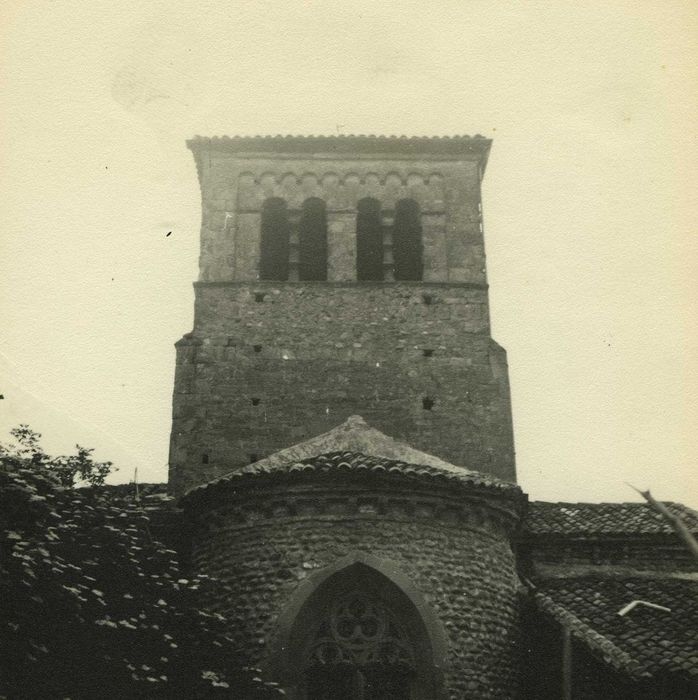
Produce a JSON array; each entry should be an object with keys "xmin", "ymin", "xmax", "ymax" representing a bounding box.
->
[
  {"xmin": 532, "ymin": 590, "xmax": 649, "ymax": 679},
  {"xmin": 186, "ymin": 134, "xmax": 492, "ymax": 163},
  {"xmin": 182, "ymin": 451, "xmax": 523, "ymax": 504}
]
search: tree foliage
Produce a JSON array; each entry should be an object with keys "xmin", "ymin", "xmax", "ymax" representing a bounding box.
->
[
  {"xmin": 0, "ymin": 428, "xmax": 283, "ymax": 699},
  {"xmin": 0, "ymin": 424, "xmax": 114, "ymax": 487}
]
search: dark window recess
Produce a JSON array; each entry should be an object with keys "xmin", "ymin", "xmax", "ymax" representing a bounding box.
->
[
  {"xmin": 254, "ymin": 292, "xmax": 266, "ymax": 303},
  {"xmin": 422, "ymin": 348, "xmax": 434, "ymax": 358},
  {"xmin": 303, "ymin": 590, "xmax": 415, "ymax": 698},
  {"xmin": 253, "ymin": 344, "xmax": 263, "ymax": 353},
  {"xmin": 248, "ymin": 454, "xmax": 258, "ymax": 463},
  {"xmin": 356, "ymin": 197, "xmax": 384, "ymax": 281},
  {"xmin": 393, "ymin": 198, "xmax": 423, "ymax": 281},
  {"xmin": 298, "ymin": 197, "xmax": 328, "ymax": 281},
  {"xmin": 260, "ymin": 197, "xmax": 290, "ymax": 281},
  {"xmin": 251, "ymin": 397, "xmax": 261, "ymax": 406},
  {"xmin": 422, "ymin": 396, "xmax": 435, "ymax": 410},
  {"xmin": 201, "ymin": 454, "xmax": 209, "ymax": 464},
  {"xmin": 422, "ymin": 293, "xmax": 433, "ymax": 305}
]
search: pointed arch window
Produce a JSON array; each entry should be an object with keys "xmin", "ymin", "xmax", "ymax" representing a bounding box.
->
[
  {"xmin": 306, "ymin": 591, "xmax": 415, "ymax": 667},
  {"xmin": 299, "ymin": 197, "xmax": 328, "ymax": 281},
  {"xmin": 260, "ymin": 197, "xmax": 290, "ymax": 281},
  {"xmin": 356, "ymin": 197, "xmax": 384, "ymax": 281},
  {"xmin": 393, "ymin": 199, "xmax": 423, "ymax": 281},
  {"xmin": 283, "ymin": 563, "xmax": 439, "ymax": 700}
]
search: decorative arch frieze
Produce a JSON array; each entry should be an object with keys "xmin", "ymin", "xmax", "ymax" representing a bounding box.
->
[
  {"xmin": 236, "ymin": 171, "xmax": 446, "ymax": 213},
  {"xmin": 197, "ymin": 487, "xmax": 517, "ymax": 542}
]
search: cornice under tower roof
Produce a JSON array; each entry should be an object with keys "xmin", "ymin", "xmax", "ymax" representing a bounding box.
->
[{"xmin": 186, "ymin": 134, "xmax": 492, "ymax": 168}]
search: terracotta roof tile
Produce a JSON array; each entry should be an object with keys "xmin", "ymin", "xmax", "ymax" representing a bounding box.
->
[
  {"xmin": 186, "ymin": 134, "xmax": 492, "ymax": 157},
  {"xmin": 524, "ymin": 502, "xmax": 698, "ymax": 537},
  {"xmin": 184, "ymin": 450, "xmax": 522, "ymax": 502},
  {"xmin": 186, "ymin": 416, "xmax": 522, "ymax": 497},
  {"xmin": 533, "ymin": 577, "xmax": 698, "ymax": 679}
]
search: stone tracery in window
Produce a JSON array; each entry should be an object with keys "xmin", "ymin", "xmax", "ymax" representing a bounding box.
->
[{"xmin": 305, "ymin": 592, "xmax": 415, "ymax": 668}]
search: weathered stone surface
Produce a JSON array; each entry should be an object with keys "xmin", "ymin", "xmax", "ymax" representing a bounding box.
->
[
  {"xmin": 168, "ymin": 136, "xmax": 523, "ymax": 698},
  {"xmin": 169, "ymin": 282, "xmax": 515, "ymax": 494},
  {"xmin": 187, "ymin": 137, "xmax": 488, "ymax": 286},
  {"xmin": 186, "ymin": 476, "xmax": 523, "ymax": 700},
  {"xmin": 169, "ymin": 135, "xmax": 515, "ymax": 495}
]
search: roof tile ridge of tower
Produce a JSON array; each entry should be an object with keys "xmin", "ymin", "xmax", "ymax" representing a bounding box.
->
[
  {"xmin": 187, "ymin": 133, "xmax": 490, "ymax": 141},
  {"xmin": 185, "ymin": 134, "xmax": 493, "ymax": 155}
]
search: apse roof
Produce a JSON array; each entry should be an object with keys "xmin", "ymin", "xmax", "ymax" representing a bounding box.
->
[{"xmin": 184, "ymin": 415, "xmax": 519, "ymax": 498}]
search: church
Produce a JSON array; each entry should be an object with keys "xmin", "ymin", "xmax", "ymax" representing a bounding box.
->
[{"xmin": 163, "ymin": 135, "xmax": 697, "ymax": 699}]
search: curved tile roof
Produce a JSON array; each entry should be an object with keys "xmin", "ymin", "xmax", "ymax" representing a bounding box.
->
[
  {"xmin": 184, "ymin": 416, "xmax": 521, "ymax": 500},
  {"xmin": 184, "ymin": 450, "xmax": 522, "ymax": 503},
  {"xmin": 524, "ymin": 501, "xmax": 698, "ymax": 537},
  {"xmin": 533, "ymin": 577, "xmax": 698, "ymax": 679}
]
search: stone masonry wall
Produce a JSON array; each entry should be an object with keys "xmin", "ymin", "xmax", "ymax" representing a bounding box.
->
[
  {"xmin": 169, "ymin": 283, "xmax": 515, "ymax": 494},
  {"xmin": 193, "ymin": 151, "xmax": 485, "ymax": 284},
  {"xmin": 187, "ymin": 482, "xmax": 521, "ymax": 699},
  {"xmin": 523, "ymin": 538, "xmax": 698, "ymax": 574}
]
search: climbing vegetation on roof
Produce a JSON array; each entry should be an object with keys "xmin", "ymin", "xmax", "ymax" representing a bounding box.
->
[{"xmin": 0, "ymin": 452, "xmax": 284, "ymax": 699}]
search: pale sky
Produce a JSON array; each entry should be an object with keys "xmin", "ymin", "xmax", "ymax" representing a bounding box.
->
[{"xmin": 1, "ymin": 1, "xmax": 696, "ymax": 506}]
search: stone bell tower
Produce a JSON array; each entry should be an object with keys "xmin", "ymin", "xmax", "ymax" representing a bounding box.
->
[{"xmin": 169, "ymin": 135, "xmax": 516, "ymax": 495}]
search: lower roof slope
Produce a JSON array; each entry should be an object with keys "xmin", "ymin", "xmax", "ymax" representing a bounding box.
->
[
  {"xmin": 524, "ymin": 501, "xmax": 698, "ymax": 537},
  {"xmin": 533, "ymin": 576, "xmax": 698, "ymax": 680}
]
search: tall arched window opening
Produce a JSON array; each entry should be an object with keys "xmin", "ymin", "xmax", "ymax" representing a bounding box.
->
[
  {"xmin": 260, "ymin": 197, "xmax": 291, "ymax": 281},
  {"xmin": 285, "ymin": 563, "xmax": 439, "ymax": 700},
  {"xmin": 392, "ymin": 199, "xmax": 423, "ymax": 281},
  {"xmin": 304, "ymin": 591, "xmax": 413, "ymax": 699},
  {"xmin": 298, "ymin": 197, "xmax": 328, "ymax": 281},
  {"xmin": 356, "ymin": 197, "xmax": 384, "ymax": 281}
]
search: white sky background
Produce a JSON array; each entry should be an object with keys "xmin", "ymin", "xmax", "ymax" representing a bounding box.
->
[{"xmin": 1, "ymin": 0, "xmax": 696, "ymax": 506}]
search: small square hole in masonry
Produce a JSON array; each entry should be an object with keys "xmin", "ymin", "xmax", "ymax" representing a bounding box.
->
[
  {"xmin": 248, "ymin": 454, "xmax": 258, "ymax": 463},
  {"xmin": 251, "ymin": 397, "xmax": 261, "ymax": 406},
  {"xmin": 422, "ymin": 293, "xmax": 433, "ymax": 305},
  {"xmin": 254, "ymin": 292, "xmax": 266, "ymax": 303},
  {"xmin": 422, "ymin": 396, "xmax": 435, "ymax": 410},
  {"xmin": 253, "ymin": 344, "xmax": 263, "ymax": 353},
  {"xmin": 201, "ymin": 454, "xmax": 209, "ymax": 464},
  {"xmin": 423, "ymin": 348, "xmax": 434, "ymax": 358}
]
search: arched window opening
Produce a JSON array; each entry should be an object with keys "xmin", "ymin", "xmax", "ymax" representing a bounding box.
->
[
  {"xmin": 260, "ymin": 197, "xmax": 290, "ymax": 281},
  {"xmin": 304, "ymin": 591, "xmax": 414, "ymax": 699},
  {"xmin": 356, "ymin": 198, "xmax": 384, "ymax": 281},
  {"xmin": 298, "ymin": 197, "xmax": 328, "ymax": 281},
  {"xmin": 393, "ymin": 199, "xmax": 423, "ymax": 281},
  {"xmin": 287, "ymin": 563, "xmax": 438, "ymax": 700}
]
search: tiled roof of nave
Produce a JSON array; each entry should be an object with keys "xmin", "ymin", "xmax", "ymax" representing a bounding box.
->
[
  {"xmin": 533, "ymin": 576, "xmax": 698, "ymax": 679},
  {"xmin": 524, "ymin": 501, "xmax": 698, "ymax": 537}
]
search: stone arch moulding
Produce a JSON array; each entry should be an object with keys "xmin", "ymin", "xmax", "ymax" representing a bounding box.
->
[
  {"xmin": 236, "ymin": 171, "xmax": 446, "ymax": 213},
  {"xmin": 265, "ymin": 551, "xmax": 449, "ymax": 695}
]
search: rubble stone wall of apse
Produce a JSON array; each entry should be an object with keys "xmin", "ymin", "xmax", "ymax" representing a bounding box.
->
[{"xmin": 187, "ymin": 480, "xmax": 522, "ymax": 699}]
